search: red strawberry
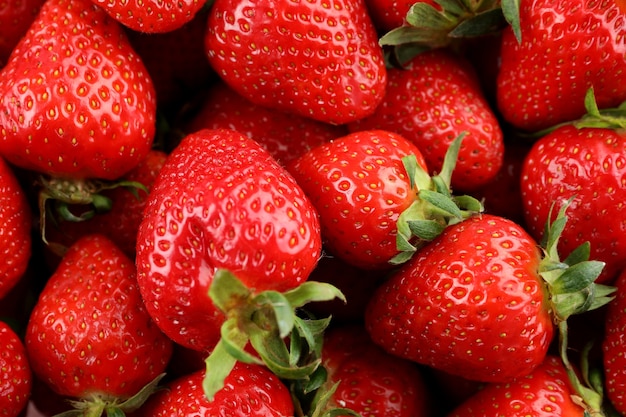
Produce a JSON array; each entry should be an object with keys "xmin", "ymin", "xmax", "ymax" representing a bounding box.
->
[
  {"xmin": 185, "ymin": 81, "xmax": 347, "ymax": 167},
  {"xmin": 0, "ymin": 0, "xmax": 45, "ymax": 67},
  {"xmin": 91, "ymin": 0, "xmax": 207, "ymax": 33},
  {"xmin": 446, "ymin": 355, "xmax": 586, "ymax": 417},
  {"xmin": 204, "ymin": 0, "xmax": 387, "ymax": 125},
  {"xmin": 365, "ymin": 208, "xmax": 612, "ymax": 384},
  {"xmin": 603, "ymin": 268, "xmax": 626, "ymax": 415},
  {"xmin": 0, "ymin": 321, "xmax": 32, "ymax": 417},
  {"xmin": 520, "ymin": 92, "xmax": 626, "ymax": 284},
  {"xmin": 316, "ymin": 325, "xmax": 432, "ymax": 417},
  {"xmin": 348, "ymin": 49, "xmax": 504, "ymax": 191},
  {"xmin": 0, "ymin": 0, "xmax": 156, "ymax": 181},
  {"xmin": 363, "ymin": 0, "xmax": 439, "ymax": 33},
  {"xmin": 25, "ymin": 234, "xmax": 173, "ymax": 414},
  {"xmin": 139, "ymin": 363, "xmax": 295, "ymax": 417},
  {"xmin": 289, "ymin": 129, "xmax": 482, "ymax": 270},
  {"xmin": 135, "ymin": 128, "xmax": 322, "ymax": 353},
  {"xmin": 497, "ymin": 0, "xmax": 626, "ymax": 132},
  {"xmin": 0, "ymin": 156, "xmax": 32, "ymax": 300}
]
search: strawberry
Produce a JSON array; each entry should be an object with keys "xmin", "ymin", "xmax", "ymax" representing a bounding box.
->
[
  {"xmin": 363, "ymin": 0, "xmax": 439, "ymax": 33},
  {"xmin": 497, "ymin": 0, "xmax": 626, "ymax": 132},
  {"xmin": 25, "ymin": 234, "xmax": 173, "ymax": 415},
  {"xmin": 139, "ymin": 363, "xmax": 295, "ymax": 417},
  {"xmin": 0, "ymin": 156, "xmax": 32, "ymax": 300},
  {"xmin": 184, "ymin": 81, "xmax": 347, "ymax": 167},
  {"xmin": 0, "ymin": 321, "xmax": 32, "ymax": 417},
  {"xmin": 603, "ymin": 268, "xmax": 626, "ymax": 415},
  {"xmin": 0, "ymin": 0, "xmax": 156, "ymax": 181},
  {"xmin": 348, "ymin": 49, "xmax": 504, "ymax": 191},
  {"xmin": 91, "ymin": 0, "xmax": 207, "ymax": 33},
  {"xmin": 446, "ymin": 355, "xmax": 586, "ymax": 417},
  {"xmin": 0, "ymin": 0, "xmax": 45, "ymax": 67},
  {"xmin": 204, "ymin": 0, "xmax": 387, "ymax": 125},
  {"xmin": 365, "ymin": 205, "xmax": 613, "ymax": 385},
  {"xmin": 520, "ymin": 90, "xmax": 626, "ymax": 284},
  {"xmin": 289, "ymin": 130, "xmax": 483, "ymax": 270}
]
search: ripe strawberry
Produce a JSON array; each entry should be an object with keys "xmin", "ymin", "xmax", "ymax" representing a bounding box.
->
[
  {"xmin": 0, "ymin": 156, "xmax": 32, "ymax": 300},
  {"xmin": 446, "ymin": 355, "xmax": 586, "ymax": 417},
  {"xmin": 0, "ymin": 321, "xmax": 32, "ymax": 417},
  {"xmin": 135, "ymin": 128, "xmax": 323, "ymax": 353},
  {"xmin": 25, "ymin": 234, "xmax": 173, "ymax": 414},
  {"xmin": 91, "ymin": 0, "xmax": 207, "ymax": 33},
  {"xmin": 139, "ymin": 363, "xmax": 295, "ymax": 416},
  {"xmin": 314, "ymin": 325, "xmax": 432, "ymax": 417},
  {"xmin": 204, "ymin": 0, "xmax": 387, "ymax": 125},
  {"xmin": 348, "ymin": 49, "xmax": 504, "ymax": 191},
  {"xmin": 497, "ymin": 0, "xmax": 626, "ymax": 132},
  {"xmin": 0, "ymin": 0, "xmax": 156, "ymax": 181},
  {"xmin": 365, "ymin": 207, "xmax": 612, "ymax": 384},
  {"xmin": 289, "ymin": 130, "xmax": 482, "ymax": 270},
  {"xmin": 520, "ymin": 91, "xmax": 626, "ymax": 284},
  {"xmin": 0, "ymin": 0, "xmax": 45, "ymax": 67},
  {"xmin": 603, "ymin": 268, "xmax": 626, "ymax": 415},
  {"xmin": 363, "ymin": 0, "xmax": 439, "ymax": 33},
  {"xmin": 185, "ymin": 81, "xmax": 347, "ymax": 167}
]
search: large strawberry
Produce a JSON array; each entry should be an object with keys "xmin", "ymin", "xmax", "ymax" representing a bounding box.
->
[
  {"xmin": 204, "ymin": 0, "xmax": 387, "ymax": 125},
  {"xmin": 497, "ymin": 0, "xmax": 626, "ymax": 132},
  {"xmin": 0, "ymin": 156, "xmax": 32, "ymax": 300},
  {"xmin": 0, "ymin": 321, "xmax": 32, "ymax": 417},
  {"xmin": 0, "ymin": 0, "xmax": 156, "ymax": 181},
  {"xmin": 520, "ymin": 90, "xmax": 626, "ymax": 284},
  {"xmin": 289, "ymin": 129, "xmax": 483, "ymax": 269},
  {"xmin": 25, "ymin": 234, "xmax": 173, "ymax": 415},
  {"xmin": 365, "ymin": 205, "xmax": 613, "ymax": 385},
  {"xmin": 348, "ymin": 49, "xmax": 504, "ymax": 191},
  {"xmin": 0, "ymin": 0, "xmax": 45, "ymax": 67}
]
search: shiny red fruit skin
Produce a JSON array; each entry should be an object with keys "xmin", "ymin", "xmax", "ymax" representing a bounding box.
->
[
  {"xmin": 136, "ymin": 128, "xmax": 322, "ymax": 352},
  {"xmin": 365, "ymin": 214, "xmax": 553, "ymax": 383},
  {"xmin": 497, "ymin": 0, "xmax": 626, "ymax": 132},
  {"xmin": 603, "ymin": 268, "xmax": 626, "ymax": 415},
  {"xmin": 0, "ymin": 321, "xmax": 32, "ymax": 417},
  {"xmin": 521, "ymin": 125, "xmax": 626, "ymax": 284},
  {"xmin": 447, "ymin": 355, "xmax": 586, "ymax": 417}
]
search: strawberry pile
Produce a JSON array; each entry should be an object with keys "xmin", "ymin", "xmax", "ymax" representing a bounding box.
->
[{"xmin": 1, "ymin": 0, "xmax": 626, "ymax": 416}]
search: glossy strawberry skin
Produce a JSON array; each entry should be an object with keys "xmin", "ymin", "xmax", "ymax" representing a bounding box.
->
[
  {"xmin": 0, "ymin": 0, "xmax": 156, "ymax": 180},
  {"xmin": 139, "ymin": 363, "xmax": 294, "ymax": 417},
  {"xmin": 521, "ymin": 125, "xmax": 626, "ymax": 284},
  {"xmin": 497, "ymin": 0, "xmax": 626, "ymax": 132},
  {"xmin": 185, "ymin": 81, "xmax": 347, "ymax": 167},
  {"xmin": 0, "ymin": 0, "xmax": 45, "ymax": 66},
  {"xmin": 204, "ymin": 0, "xmax": 387, "ymax": 125},
  {"xmin": 447, "ymin": 355, "xmax": 585, "ymax": 417},
  {"xmin": 0, "ymin": 157, "xmax": 32, "ymax": 300},
  {"xmin": 364, "ymin": 0, "xmax": 439, "ymax": 32},
  {"xmin": 349, "ymin": 49, "xmax": 504, "ymax": 191},
  {"xmin": 365, "ymin": 214, "xmax": 553, "ymax": 383},
  {"xmin": 0, "ymin": 321, "xmax": 32, "ymax": 417},
  {"xmin": 289, "ymin": 130, "xmax": 427, "ymax": 270},
  {"xmin": 603, "ymin": 268, "xmax": 626, "ymax": 415},
  {"xmin": 25, "ymin": 234, "xmax": 173, "ymax": 399},
  {"xmin": 135, "ymin": 128, "xmax": 322, "ymax": 352}
]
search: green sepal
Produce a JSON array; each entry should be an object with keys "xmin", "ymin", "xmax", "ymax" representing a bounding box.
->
[
  {"xmin": 203, "ymin": 340, "xmax": 239, "ymax": 401},
  {"xmin": 551, "ymin": 261, "xmax": 605, "ymax": 294},
  {"xmin": 501, "ymin": 0, "xmax": 522, "ymax": 43},
  {"xmin": 309, "ymin": 381, "xmax": 362, "ymax": 417},
  {"xmin": 252, "ymin": 291, "xmax": 294, "ymax": 338},
  {"xmin": 418, "ymin": 189, "xmax": 463, "ymax": 218},
  {"xmin": 564, "ymin": 241, "xmax": 591, "ymax": 266},
  {"xmin": 450, "ymin": 7, "xmax": 506, "ymax": 37},
  {"xmin": 407, "ymin": 219, "xmax": 447, "ymax": 241},
  {"xmin": 293, "ymin": 316, "xmax": 332, "ymax": 359},
  {"xmin": 283, "ymin": 282, "xmax": 346, "ymax": 309},
  {"xmin": 209, "ymin": 269, "xmax": 252, "ymax": 312}
]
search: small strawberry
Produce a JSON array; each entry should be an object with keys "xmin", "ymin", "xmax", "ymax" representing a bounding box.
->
[
  {"xmin": 139, "ymin": 363, "xmax": 295, "ymax": 417},
  {"xmin": 446, "ymin": 355, "xmax": 586, "ymax": 417},
  {"xmin": 497, "ymin": 0, "xmax": 626, "ymax": 132},
  {"xmin": 0, "ymin": 0, "xmax": 156, "ymax": 181},
  {"xmin": 0, "ymin": 0, "xmax": 45, "ymax": 67},
  {"xmin": 204, "ymin": 0, "xmax": 387, "ymax": 125},
  {"xmin": 25, "ymin": 234, "xmax": 173, "ymax": 415},
  {"xmin": 0, "ymin": 321, "xmax": 32, "ymax": 417},
  {"xmin": 348, "ymin": 49, "xmax": 504, "ymax": 191},
  {"xmin": 0, "ymin": 156, "xmax": 32, "ymax": 300},
  {"xmin": 184, "ymin": 81, "xmax": 347, "ymax": 167},
  {"xmin": 521, "ymin": 90, "xmax": 626, "ymax": 284},
  {"xmin": 91, "ymin": 0, "xmax": 207, "ymax": 33},
  {"xmin": 289, "ymin": 130, "xmax": 483, "ymax": 270},
  {"xmin": 365, "ymin": 204, "xmax": 613, "ymax": 385},
  {"xmin": 603, "ymin": 268, "xmax": 626, "ymax": 415}
]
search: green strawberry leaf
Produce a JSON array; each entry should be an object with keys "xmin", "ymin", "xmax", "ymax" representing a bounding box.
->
[
  {"xmin": 450, "ymin": 8, "xmax": 506, "ymax": 37},
  {"xmin": 283, "ymin": 282, "xmax": 346, "ymax": 308},
  {"xmin": 252, "ymin": 291, "xmax": 294, "ymax": 338},
  {"xmin": 501, "ymin": 0, "xmax": 522, "ymax": 42},
  {"xmin": 203, "ymin": 339, "xmax": 239, "ymax": 401},
  {"xmin": 563, "ymin": 241, "xmax": 591, "ymax": 266},
  {"xmin": 209, "ymin": 269, "xmax": 251, "ymax": 312},
  {"xmin": 419, "ymin": 189, "xmax": 463, "ymax": 218},
  {"xmin": 407, "ymin": 219, "xmax": 447, "ymax": 241},
  {"xmin": 551, "ymin": 261, "xmax": 605, "ymax": 293}
]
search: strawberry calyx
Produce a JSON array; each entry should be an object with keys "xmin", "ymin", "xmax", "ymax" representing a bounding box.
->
[
  {"xmin": 202, "ymin": 270, "xmax": 345, "ymax": 404},
  {"xmin": 37, "ymin": 175, "xmax": 148, "ymax": 246},
  {"xmin": 52, "ymin": 373, "xmax": 165, "ymax": 417},
  {"xmin": 537, "ymin": 198, "xmax": 616, "ymax": 417},
  {"xmin": 391, "ymin": 132, "xmax": 484, "ymax": 265}
]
